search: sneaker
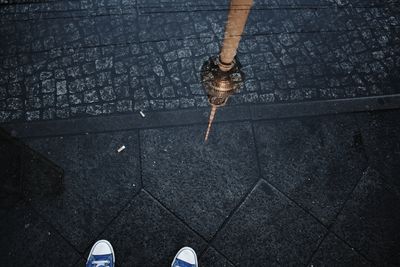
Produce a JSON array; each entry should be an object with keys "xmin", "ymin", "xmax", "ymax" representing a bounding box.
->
[
  {"xmin": 171, "ymin": 247, "xmax": 198, "ymax": 267},
  {"xmin": 86, "ymin": 240, "xmax": 115, "ymax": 267}
]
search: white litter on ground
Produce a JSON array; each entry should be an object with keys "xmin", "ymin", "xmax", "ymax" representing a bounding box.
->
[
  {"xmin": 117, "ymin": 145, "xmax": 126, "ymax": 153},
  {"xmin": 140, "ymin": 110, "xmax": 146, "ymax": 117}
]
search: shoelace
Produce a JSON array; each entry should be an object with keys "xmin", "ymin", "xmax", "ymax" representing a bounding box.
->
[{"xmin": 91, "ymin": 260, "xmax": 110, "ymax": 267}]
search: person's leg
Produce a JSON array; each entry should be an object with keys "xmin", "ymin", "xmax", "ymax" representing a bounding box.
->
[
  {"xmin": 86, "ymin": 240, "xmax": 115, "ymax": 267},
  {"xmin": 171, "ymin": 247, "xmax": 198, "ymax": 267}
]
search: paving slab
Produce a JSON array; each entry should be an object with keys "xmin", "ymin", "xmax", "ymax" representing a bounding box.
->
[
  {"xmin": 98, "ymin": 190, "xmax": 207, "ymax": 266},
  {"xmin": 0, "ymin": 127, "xmax": 64, "ymax": 210},
  {"xmin": 213, "ymin": 180, "xmax": 327, "ymax": 266},
  {"xmin": 0, "ymin": 130, "xmax": 22, "ymax": 208},
  {"xmin": 254, "ymin": 114, "xmax": 368, "ymax": 225},
  {"xmin": 140, "ymin": 121, "xmax": 259, "ymax": 240},
  {"xmin": 357, "ymin": 109, "xmax": 400, "ymax": 189},
  {"xmin": 332, "ymin": 168, "xmax": 400, "ymax": 266},
  {"xmin": 75, "ymin": 257, "xmax": 87, "ymax": 266},
  {"xmin": 199, "ymin": 247, "xmax": 234, "ymax": 267},
  {"xmin": 310, "ymin": 233, "xmax": 372, "ymax": 266},
  {"xmin": 0, "ymin": 201, "xmax": 80, "ymax": 267},
  {"xmin": 25, "ymin": 131, "xmax": 141, "ymax": 252}
]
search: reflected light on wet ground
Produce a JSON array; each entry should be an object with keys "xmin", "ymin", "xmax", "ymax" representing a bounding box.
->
[{"xmin": 201, "ymin": 0, "xmax": 253, "ymax": 141}]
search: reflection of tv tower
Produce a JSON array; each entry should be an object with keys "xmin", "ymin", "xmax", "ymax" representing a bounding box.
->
[{"xmin": 201, "ymin": 0, "xmax": 253, "ymax": 141}]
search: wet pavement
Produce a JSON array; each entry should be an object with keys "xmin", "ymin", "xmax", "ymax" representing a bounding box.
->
[
  {"xmin": 0, "ymin": 0, "xmax": 400, "ymax": 122},
  {"xmin": 1, "ymin": 106, "xmax": 399, "ymax": 266},
  {"xmin": 1, "ymin": 0, "xmax": 400, "ymax": 266}
]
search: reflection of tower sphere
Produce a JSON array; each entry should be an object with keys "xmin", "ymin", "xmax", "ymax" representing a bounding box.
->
[
  {"xmin": 200, "ymin": 56, "xmax": 245, "ymax": 107},
  {"xmin": 201, "ymin": 0, "xmax": 253, "ymax": 141}
]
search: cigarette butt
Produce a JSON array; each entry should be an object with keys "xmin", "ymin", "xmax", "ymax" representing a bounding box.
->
[
  {"xmin": 117, "ymin": 145, "xmax": 126, "ymax": 153},
  {"xmin": 140, "ymin": 110, "xmax": 145, "ymax": 117}
]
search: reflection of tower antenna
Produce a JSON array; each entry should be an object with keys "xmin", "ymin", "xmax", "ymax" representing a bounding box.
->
[
  {"xmin": 200, "ymin": 0, "xmax": 252, "ymax": 141},
  {"xmin": 205, "ymin": 105, "xmax": 217, "ymax": 142}
]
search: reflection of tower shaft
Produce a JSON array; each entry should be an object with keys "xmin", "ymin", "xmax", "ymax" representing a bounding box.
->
[
  {"xmin": 202, "ymin": 0, "xmax": 252, "ymax": 141},
  {"xmin": 219, "ymin": 0, "xmax": 254, "ymax": 71},
  {"xmin": 205, "ymin": 105, "xmax": 217, "ymax": 142}
]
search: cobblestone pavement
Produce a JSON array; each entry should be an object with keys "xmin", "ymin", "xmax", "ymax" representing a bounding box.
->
[{"xmin": 0, "ymin": 0, "xmax": 400, "ymax": 122}]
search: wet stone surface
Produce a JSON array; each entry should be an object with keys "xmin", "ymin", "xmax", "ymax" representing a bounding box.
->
[
  {"xmin": 140, "ymin": 122, "xmax": 259, "ymax": 240},
  {"xmin": 213, "ymin": 181, "xmax": 327, "ymax": 266},
  {"xmin": 25, "ymin": 131, "xmax": 141, "ymax": 252},
  {"xmin": 0, "ymin": 129, "xmax": 22, "ymax": 208},
  {"xmin": 332, "ymin": 168, "xmax": 400, "ymax": 266},
  {"xmin": 199, "ymin": 247, "xmax": 234, "ymax": 267},
  {"xmin": 1, "ymin": 108, "xmax": 399, "ymax": 266},
  {"xmin": 310, "ymin": 233, "xmax": 372, "ymax": 266},
  {"xmin": 0, "ymin": 202, "xmax": 80, "ymax": 267},
  {"xmin": 356, "ymin": 110, "xmax": 400, "ymax": 188},
  {"xmin": 98, "ymin": 191, "xmax": 207, "ymax": 266},
  {"xmin": 254, "ymin": 114, "xmax": 368, "ymax": 226},
  {"xmin": 0, "ymin": 0, "xmax": 399, "ymax": 122},
  {"xmin": 1, "ymin": 0, "xmax": 400, "ymax": 265}
]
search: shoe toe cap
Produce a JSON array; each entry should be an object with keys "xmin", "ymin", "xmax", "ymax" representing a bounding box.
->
[
  {"xmin": 176, "ymin": 247, "xmax": 197, "ymax": 265},
  {"xmin": 92, "ymin": 241, "xmax": 113, "ymax": 256}
]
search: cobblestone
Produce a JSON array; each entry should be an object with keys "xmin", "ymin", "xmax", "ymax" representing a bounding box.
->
[{"xmin": 56, "ymin": 81, "xmax": 67, "ymax": 95}]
